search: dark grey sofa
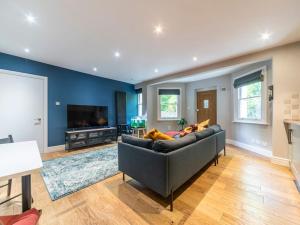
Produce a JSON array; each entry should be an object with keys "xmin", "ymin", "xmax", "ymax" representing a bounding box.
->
[{"xmin": 118, "ymin": 126, "xmax": 225, "ymax": 211}]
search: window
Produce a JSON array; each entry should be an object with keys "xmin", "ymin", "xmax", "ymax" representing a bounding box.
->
[
  {"xmin": 158, "ymin": 89, "xmax": 181, "ymax": 120},
  {"xmin": 238, "ymin": 82, "xmax": 262, "ymax": 120},
  {"xmin": 137, "ymin": 92, "xmax": 143, "ymax": 117},
  {"xmin": 233, "ymin": 67, "xmax": 268, "ymax": 124}
]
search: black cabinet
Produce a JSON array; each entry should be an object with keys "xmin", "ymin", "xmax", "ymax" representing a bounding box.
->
[
  {"xmin": 115, "ymin": 91, "xmax": 127, "ymax": 125},
  {"xmin": 65, "ymin": 127, "xmax": 117, "ymax": 150}
]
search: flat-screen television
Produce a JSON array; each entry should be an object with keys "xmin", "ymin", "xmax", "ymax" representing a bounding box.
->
[{"xmin": 67, "ymin": 104, "xmax": 108, "ymax": 129}]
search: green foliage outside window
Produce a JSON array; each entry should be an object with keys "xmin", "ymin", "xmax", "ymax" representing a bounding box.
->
[
  {"xmin": 239, "ymin": 82, "xmax": 262, "ymax": 120},
  {"xmin": 160, "ymin": 95, "xmax": 178, "ymax": 118}
]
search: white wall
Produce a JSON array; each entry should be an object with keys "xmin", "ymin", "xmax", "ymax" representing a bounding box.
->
[
  {"xmin": 146, "ymin": 83, "xmax": 186, "ymax": 132},
  {"xmin": 230, "ymin": 61, "xmax": 273, "ymax": 151},
  {"xmin": 137, "ymin": 42, "xmax": 300, "ymax": 160},
  {"xmin": 186, "ymin": 60, "xmax": 273, "ymax": 152}
]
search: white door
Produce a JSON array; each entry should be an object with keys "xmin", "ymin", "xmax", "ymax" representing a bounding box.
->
[{"xmin": 0, "ymin": 72, "xmax": 46, "ymax": 152}]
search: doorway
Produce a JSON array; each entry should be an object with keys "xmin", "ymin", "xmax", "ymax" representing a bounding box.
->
[
  {"xmin": 196, "ymin": 90, "xmax": 217, "ymax": 125},
  {"xmin": 0, "ymin": 70, "xmax": 47, "ymax": 153}
]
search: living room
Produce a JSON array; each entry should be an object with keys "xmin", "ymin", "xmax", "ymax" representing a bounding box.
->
[{"xmin": 0, "ymin": 1, "xmax": 300, "ymax": 225}]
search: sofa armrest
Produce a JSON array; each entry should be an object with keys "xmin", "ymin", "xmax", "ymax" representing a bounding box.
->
[
  {"xmin": 216, "ymin": 130, "xmax": 226, "ymax": 154},
  {"xmin": 118, "ymin": 142, "xmax": 169, "ymax": 197}
]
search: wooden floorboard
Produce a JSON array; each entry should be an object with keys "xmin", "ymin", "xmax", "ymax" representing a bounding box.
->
[{"xmin": 1, "ymin": 144, "xmax": 300, "ymax": 225}]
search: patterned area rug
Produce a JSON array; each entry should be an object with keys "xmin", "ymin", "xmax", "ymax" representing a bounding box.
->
[{"xmin": 41, "ymin": 146, "xmax": 118, "ymax": 200}]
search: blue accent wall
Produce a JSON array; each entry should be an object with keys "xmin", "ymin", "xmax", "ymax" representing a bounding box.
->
[{"xmin": 0, "ymin": 52, "xmax": 137, "ymax": 146}]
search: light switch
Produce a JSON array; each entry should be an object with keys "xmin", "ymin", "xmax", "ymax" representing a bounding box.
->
[{"xmin": 55, "ymin": 101, "xmax": 61, "ymax": 106}]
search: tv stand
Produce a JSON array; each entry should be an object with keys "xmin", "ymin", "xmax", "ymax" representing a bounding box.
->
[{"xmin": 65, "ymin": 127, "xmax": 117, "ymax": 150}]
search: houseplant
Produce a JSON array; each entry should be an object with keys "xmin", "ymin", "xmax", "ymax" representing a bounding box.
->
[{"xmin": 177, "ymin": 118, "xmax": 187, "ymax": 131}]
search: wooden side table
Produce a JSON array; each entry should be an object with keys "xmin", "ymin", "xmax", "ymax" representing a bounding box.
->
[{"xmin": 132, "ymin": 128, "xmax": 147, "ymax": 138}]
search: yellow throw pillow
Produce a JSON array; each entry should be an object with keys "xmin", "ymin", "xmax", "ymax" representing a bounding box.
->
[
  {"xmin": 144, "ymin": 128, "xmax": 158, "ymax": 139},
  {"xmin": 144, "ymin": 128, "xmax": 174, "ymax": 141},
  {"xmin": 197, "ymin": 119, "xmax": 210, "ymax": 132},
  {"xmin": 154, "ymin": 131, "xmax": 175, "ymax": 141},
  {"xmin": 184, "ymin": 127, "xmax": 193, "ymax": 133}
]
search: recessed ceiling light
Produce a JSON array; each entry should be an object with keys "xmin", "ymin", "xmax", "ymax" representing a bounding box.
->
[
  {"xmin": 154, "ymin": 25, "xmax": 163, "ymax": 35},
  {"xmin": 114, "ymin": 51, "xmax": 121, "ymax": 58},
  {"xmin": 26, "ymin": 14, "xmax": 36, "ymax": 24},
  {"xmin": 193, "ymin": 57, "xmax": 198, "ymax": 61},
  {"xmin": 24, "ymin": 48, "xmax": 30, "ymax": 53},
  {"xmin": 261, "ymin": 32, "xmax": 271, "ymax": 40},
  {"xmin": 93, "ymin": 67, "xmax": 98, "ymax": 72},
  {"xmin": 154, "ymin": 69, "xmax": 159, "ymax": 73}
]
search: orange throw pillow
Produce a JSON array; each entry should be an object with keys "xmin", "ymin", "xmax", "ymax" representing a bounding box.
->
[
  {"xmin": 197, "ymin": 119, "xmax": 210, "ymax": 132},
  {"xmin": 144, "ymin": 128, "xmax": 158, "ymax": 139},
  {"xmin": 180, "ymin": 126, "xmax": 193, "ymax": 137},
  {"xmin": 144, "ymin": 128, "xmax": 174, "ymax": 141}
]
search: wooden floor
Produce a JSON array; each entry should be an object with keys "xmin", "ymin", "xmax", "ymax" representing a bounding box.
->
[{"xmin": 1, "ymin": 144, "xmax": 300, "ymax": 225}]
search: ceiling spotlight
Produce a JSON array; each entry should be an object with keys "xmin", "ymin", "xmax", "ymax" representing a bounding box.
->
[
  {"xmin": 114, "ymin": 51, "xmax": 121, "ymax": 58},
  {"xmin": 261, "ymin": 32, "xmax": 271, "ymax": 40},
  {"xmin": 154, "ymin": 69, "xmax": 159, "ymax": 73},
  {"xmin": 93, "ymin": 67, "xmax": 98, "ymax": 72},
  {"xmin": 154, "ymin": 25, "xmax": 163, "ymax": 35},
  {"xmin": 193, "ymin": 57, "xmax": 198, "ymax": 61},
  {"xmin": 24, "ymin": 48, "xmax": 30, "ymax": 53},
  {"xmin": 26, "ymin": 14, "xmax": 36, "ymax": 24}
]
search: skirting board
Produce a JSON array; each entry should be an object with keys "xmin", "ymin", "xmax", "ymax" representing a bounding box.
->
[
  {"xmin": 226, "ymin": 139, "xmax": 272, "ymax": 158},
  {"xmin": 271, "ymin": 156, "xmax": 290, "ymax": 167},
  {"xmin": 46, "ymin": 144, "xmax": 65, "ymax": 153},
  {"xmin": 291, "ymin": 163, "xmax": 300, "ymax": 192},
  {"xmin": 226, "ymin": 139, "xmax": 289, "ymax": 167}
]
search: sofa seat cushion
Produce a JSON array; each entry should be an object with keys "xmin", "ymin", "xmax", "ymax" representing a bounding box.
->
[
  {"xmin": 122, "ymin": 134, "xmax": 153, "ymax": 149},
  {"xmin": 209, "ymin": 124, "xmax": 222, "ymax": 133},
  {"xmin": 152, "ymin": 133, "xmax": 196, "ymax": 153}
]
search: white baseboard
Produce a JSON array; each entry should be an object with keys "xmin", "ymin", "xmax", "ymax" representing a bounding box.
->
[
  {"xmin": 226, "ymin": 139, "xmax": 290, "ymax": 167},
  {"xmin": 45, "ymin": 144, "xmax": 65, "ymax": 153},
  {"xmin": 291, "ymin": 163, "xmax": 300, "ymax": 184},
  {"xmin": 226, "ymin": 139, "xmax": 272, "ymax": 158},
  {"xmin": 271, "ymin": 156, "xmax": 290, "ymax": 167}
]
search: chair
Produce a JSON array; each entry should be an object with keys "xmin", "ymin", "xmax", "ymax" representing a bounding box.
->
[{"xmin": 0, "ymin": 135, "xmax": 22, "ymax": 205}]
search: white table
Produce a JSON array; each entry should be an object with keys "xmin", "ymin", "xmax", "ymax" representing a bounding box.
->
[{"xmin": 0, "ymin": 141, "xmax": 43, "ymax": 212}]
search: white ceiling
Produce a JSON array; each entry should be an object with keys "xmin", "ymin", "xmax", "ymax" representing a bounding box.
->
[
  {"xmin": 165, "ymin": 64, "xmax": 249, "ymax": 83},
  {"xmin": 0, "ymin": 0, "xmax": 300, "ymax": 84}
]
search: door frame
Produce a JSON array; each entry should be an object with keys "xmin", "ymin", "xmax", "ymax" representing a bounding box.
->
[
  {"xmin": 0, "ymin": 69, "xmax": 48, "ymax": 153},
  {"xmin": 194, "ymin": 87, "xmax": 218, "ymax": 124}
]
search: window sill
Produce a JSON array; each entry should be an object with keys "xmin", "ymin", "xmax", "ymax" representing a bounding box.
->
[
  {"xmin": 158, "ymin": 118, "xmax": 179, "ymax": 121},
  {"xmin": 232, "ymin": 120, "xmax": 269, "ymax": 125}
]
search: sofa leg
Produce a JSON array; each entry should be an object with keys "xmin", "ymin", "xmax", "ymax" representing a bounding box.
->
[
  {"xmin": 170, "ymin": 189, "xmax": 173, "ymax": 212},
  {"xmin": 7, "ymin": 179, "xmax": 12, "ymax": 196},
  {"xmin": 224, "ymin": 146, "xmax": 226, "ymax": 156},
  {"xmin": 122, "ymin": 173, "xmax": 125, "ymax": 181},
  {"xmin": 214, "ymin": 157, "xmax": 217, "ymax": 166},
  {"xmin": 216, "ymin": 155, "xmax": 219, "ymax": 164}
]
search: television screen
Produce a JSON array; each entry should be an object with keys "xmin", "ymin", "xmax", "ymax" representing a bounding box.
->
[{"xmin": 67, "ymin": 105, "xmax": 108, "ymax": 129}]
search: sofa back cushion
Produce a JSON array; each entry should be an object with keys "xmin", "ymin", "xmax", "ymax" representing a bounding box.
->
[
  {"xmin": 209, "ymin": 124, "xmax": 222, "ymax": 133},
  {"xmin": 122, "ymin": 134, "xmax": 153, "ymax": 149},
  {"xmin": 152, "ymin": 133, "xmax": 196, "ymax": 153},
  {"xmin": 194, "ymin": 128, "xmax": 214, "ymax": 141}
]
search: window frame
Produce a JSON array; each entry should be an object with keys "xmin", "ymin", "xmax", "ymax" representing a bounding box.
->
[
  {"xmin": 233, "ymin": 67, "xmax": 268, "ymax": 125},
  {"xmin": 157, "ymin": 88, "xmax": 182, "ymax": 121},
  {"xmin": 137, "ymin": 92, "xmax": 143, "ymax": 117}
]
